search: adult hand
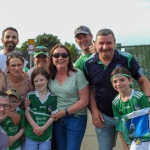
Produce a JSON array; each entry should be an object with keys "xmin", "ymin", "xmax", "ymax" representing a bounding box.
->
[
  {"xmin": 89, "ymin": 44, "xmax": 96, "ymax": 54},
  {"xmin": 92, "ymin": 109, "xmax": 104, "ymax": 128},
  {"xmin": 52, "ymin": 110, "xmax": 66, "ymax": 121},
  {"xmin": 8, "ymin": 111, "xmax": 20, "ymax": 125}
]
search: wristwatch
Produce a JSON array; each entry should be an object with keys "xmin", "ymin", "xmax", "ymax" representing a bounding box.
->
[{"xmin": 65, "ymin": 108, "xmax": 69, "ymax": 115}]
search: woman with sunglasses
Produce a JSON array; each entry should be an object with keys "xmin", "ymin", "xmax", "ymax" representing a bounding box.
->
[
  {"xmin": 48, "ymin": 44, "xmax": 89, "ymax": 150},
  {"xmin": 0, "ymin": 91, "xmax": 10, "ymax": 150}
]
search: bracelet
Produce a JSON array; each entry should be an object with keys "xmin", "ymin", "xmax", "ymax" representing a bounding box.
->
[
  {"xmin": 65, "ymin": 108, "xmax": 69, "ymax": 115},
  {"xmin": 147, "ymin": 96, "xmax": 150, "ymax": 97}
]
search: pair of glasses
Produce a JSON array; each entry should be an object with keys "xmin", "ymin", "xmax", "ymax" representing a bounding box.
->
[
  {"xmin": 10, "ymin": 99, "xmax": 20, "ymax": 104},
  {"xmin": 0, "ymin": 104, "xmax": 10, "ymax": 110},
  {"xmin": 52, "ymin": 53, "xmax": 69, "ymax": 58},
  {"xmin": 7, "ymin": 51, "xmax": 23, "ymax": 57},
  {"xmin": 34, "ymin": 47, "xmax": 48, "ymax": 53}
]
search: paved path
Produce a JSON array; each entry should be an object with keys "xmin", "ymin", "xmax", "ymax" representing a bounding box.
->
[{"xmin": 81, "ymin": 111, "xmax": 123, "ymax": 150}]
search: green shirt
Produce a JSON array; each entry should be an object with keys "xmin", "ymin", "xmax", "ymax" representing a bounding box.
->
[
  {"xmin": 75, "ymin": 53, "xmax": 92, "ymax": 71},
  {"xmin": 48, "ymin": 68, "xmax": 88, "ymax": 115},
  {"xmin": 25, "ymin": 90, "xmax": 57, "ymax": 142},
  {"xmin": 112, "ymin": 89, "xmax": 150, "ymax": 144},
  {"xmin": 1, "ymin": 107, "xmax": 25, "ymax": 150}
]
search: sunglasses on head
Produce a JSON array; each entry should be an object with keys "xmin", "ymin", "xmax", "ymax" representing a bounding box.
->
[
  {"xmin": 52, "ymin": 53, "xmax": 69, "ymax": 58},
  {"xmin": 34, "ymin": 47, "xmax": 48, "ymax": 53},
  {"xmin": 7, "ymin": 51, "xmax": 23, "ymax": 58}
]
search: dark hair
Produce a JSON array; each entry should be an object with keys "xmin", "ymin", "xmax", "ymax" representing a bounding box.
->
[
  {"xmin": 6, "ymin": 55, "xmax": 24, "ymax": 66},
  {"xmin": 111, "ymin": 67, "xmax": 131, "ymax": 79},
  {"xmin": 49, "ymin": 44, "xmax": 77, "ymax": 79},
  {"xmin": 96, "ymin": 28, "xmax": 116, "ymax": 43},
  {"xmin": 2, "ymin": 27, "xmax": 19, "ymax": 38},
  {"xmin": 31, "ymin": 67, "xmax": 49, "ymax": 86}
]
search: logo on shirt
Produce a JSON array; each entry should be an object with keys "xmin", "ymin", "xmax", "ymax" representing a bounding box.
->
[{"xmin": 48, "ymin": 106, "xmax": 52, "ymax": 113}]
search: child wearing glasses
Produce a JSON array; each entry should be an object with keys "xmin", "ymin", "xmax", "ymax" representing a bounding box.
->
[
  {"xmin": 0, "ymin": 88, "xmax": 25, "ymax": 150},
  {"xmin": 111, "ymin": 67, "xmax": 150, "ymax": 150},
  {"xmin": 25, "ymin": 67, "xmax": 57, "ymax": 150},
  {"xmin": 0, "ymin": 91, "xmax": 10, "ymax": 150}
]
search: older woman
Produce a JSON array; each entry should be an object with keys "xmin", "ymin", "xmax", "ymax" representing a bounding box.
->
[
  {"xmin": 0, "ymin": 91, "xmax": 10, "ymax": 150},
  {"xmin": 48, "ymin": 44, "xmax": 89, "ymax": 150}
]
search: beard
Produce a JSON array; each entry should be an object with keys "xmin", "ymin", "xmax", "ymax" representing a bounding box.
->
[{"xmin": 4, "ymin": 41, "xmax": 17, "ymax": 52}]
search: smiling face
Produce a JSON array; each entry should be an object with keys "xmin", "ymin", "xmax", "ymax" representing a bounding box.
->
[
  {"xmin": 1, "ymin": 30, "xmax": 19, "ymax": 53},
  {"xmin": 95, "ymin": 34, "xmax": 115, "ymax": 60},
  {"xmin": 75, "ymin": 33, "xmax": 93, "ymax": 54},
  {"xmin": 7, "ymin": 57, "xmax": 24, "ymax": 76},
  {"xmin": 33, "ymin": 54, "xmax": 49, "ymax": 68},
  {"xmin": 9, "ymin": 95, "xmax": 20, "ymax": 111},
  {"xmin": 111, "ymin": 76, "xmax": 132, "ymax": 93},
  {"xmin": 52, "ymin": 47, "xmax": 69, "ymax": 70},
  {"xmin": 34, "ymin": 74, "xmax": 48, "ymax": 92},
  {"xmin": 0, "ymin": 97, "xmax": 10, "ymax": 122}
]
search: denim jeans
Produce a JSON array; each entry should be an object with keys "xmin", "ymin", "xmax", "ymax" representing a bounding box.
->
[
  {"xmin": 95, "ymin": 113, "xmax": 117, "ymax": 150},
  {"xmin": 54, "ymin": 114, "xmax": 87, "ymax": 150},
  {"xmin": 25, "ymin": 138, "xmax": 51, "ymax": 150}
]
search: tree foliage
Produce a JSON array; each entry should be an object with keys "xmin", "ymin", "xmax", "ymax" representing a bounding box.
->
[
  {"xmin": 18, "ymin": 33, "xmax": 79, "ymax": 66},
  {"xmin": 64, "ymin": 42, "xmax": 79, "ymax": 63}
]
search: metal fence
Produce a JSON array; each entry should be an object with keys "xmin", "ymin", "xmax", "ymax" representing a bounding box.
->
[{"xmin": 116, "ymin": 44, "xmax": 150, "ymax": 90}]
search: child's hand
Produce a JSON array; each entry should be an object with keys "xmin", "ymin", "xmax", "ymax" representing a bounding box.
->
[
  {"xmin": 8, "ymin": 136, "xmax": 16, "ymax": 147},
  {"xmin": 148, "ymin": 109, "xmax": 150, "ymax": 115},
  {"xmin": 53, "ymin": 110, "xmax": 66, "ymax": 121},
  {"xmin": 34, "ymin": 126, "xmax": 45, "ymax": 136},
  {"xmin": 24, "ymin": 98, "xmax": 31, "ymax": 108}
]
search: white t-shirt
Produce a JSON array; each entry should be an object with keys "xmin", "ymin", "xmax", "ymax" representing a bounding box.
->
[{"xmin": 0, "ymin": 50, "xmax": 7, "ymax": 72}]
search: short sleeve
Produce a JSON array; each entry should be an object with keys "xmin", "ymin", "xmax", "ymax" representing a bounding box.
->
[{"xmin": 76, "ymin": 69, "xmax": 88, "ymax": 90}]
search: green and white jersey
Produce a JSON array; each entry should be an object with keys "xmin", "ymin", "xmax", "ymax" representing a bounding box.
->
[
  {"xmin": 1, "ymin": 107, "xmax": 25, "ymax": 150},
  {"xmin": 75, "ymin": 53, "xmax": 92, "ymax": 72},
  {"xmin": 112, "ymin": 89, "xmax": 150, "ymax": 120},
  {"xmin": 25, "ymin": 90, "xmax": 57, "ymax": 142}
]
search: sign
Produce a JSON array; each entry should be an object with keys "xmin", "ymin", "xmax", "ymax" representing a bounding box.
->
[{"xmin": 28, "ymin": 39, "xmax": 35, "ymax": 51}]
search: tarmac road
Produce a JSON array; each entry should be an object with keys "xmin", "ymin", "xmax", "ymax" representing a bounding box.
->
[{"xmin": 81, "ymin": 110, "xmax": 123, "ymax": 150}]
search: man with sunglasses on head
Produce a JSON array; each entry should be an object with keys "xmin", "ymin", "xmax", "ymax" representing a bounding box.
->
[
  {"xmin": 28, "ymin": 46, "xmax": 49, "ymax": 77},
  {"xmin": 0, "ymin": 27, "xmax": 19, "ymax": 73}
]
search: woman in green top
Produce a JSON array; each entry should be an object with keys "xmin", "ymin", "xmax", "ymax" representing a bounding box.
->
[{"xmin": 48, "ymin": 44, "xmax": 89, "ymax": 150}]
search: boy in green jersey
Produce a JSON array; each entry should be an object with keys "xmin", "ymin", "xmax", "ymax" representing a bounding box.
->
[
  {"xmin": 111, "ymin": 67, "xmax": 150, "ymax": 150},
  {"xmin": 1, "ymin": 88, "xmax": 25, "ymax": 150}
]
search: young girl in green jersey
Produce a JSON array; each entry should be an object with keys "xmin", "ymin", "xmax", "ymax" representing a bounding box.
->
[
  {"xmin": 25, "ymin": 67, "xmax": 57, "ymax": 150},
  {"xmin": 111, "ymin": 67, "xmax": 150, "ymax": 150}
]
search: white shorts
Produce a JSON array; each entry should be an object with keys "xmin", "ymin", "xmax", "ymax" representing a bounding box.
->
[{"xmin": 130, "ymin": 140, "xmax": 150, "ymax": 150}]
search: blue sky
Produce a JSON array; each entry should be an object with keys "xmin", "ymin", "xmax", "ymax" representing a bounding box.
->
[{"xmin": 1, "ymin": 0, "xmax": 150, "ymax": 49}]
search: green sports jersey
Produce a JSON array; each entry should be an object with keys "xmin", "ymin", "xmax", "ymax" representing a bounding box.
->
[
  {"xmin": 1, "ymin": 107, "xmax": 25, "ymax": 150},
  {"xmin": 75, "ymin": 53, "xmax": 92, "ymax": 71},
  {"xmin": 112, "ymin": 89, "xmax": 150, "ymax": 144},
  {"xmin": 25, "ymin": 90, "xmax": 57, "ymax": 142},
  {"xmin": 112, "ymin": 89, "xmax": 150, "ymax": 120}
]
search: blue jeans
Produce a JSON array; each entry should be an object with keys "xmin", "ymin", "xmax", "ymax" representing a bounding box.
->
[
  {"xmin": 54, "ymin": 114, "xmax": 87, "ymax": 150},
  {"xmin": 25, "ymin": 138, "xmax": 51, "ymax": 150},
  {"xmin": 95, "ymin": 113, "xmax": 117, "ymax": 150}
]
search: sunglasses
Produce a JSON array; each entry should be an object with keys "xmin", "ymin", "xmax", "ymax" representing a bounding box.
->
[
  {"xmin": 34, "ymin": 47, "xmax": 48, "ymax": 53},
  {"xmin": 7, "ymin": 51, "xmax": 23, "ymax": 58},
  {"xmin": 52, "ymin": 53, "xmax": 69, "ymax": 58},
  {"xmin": 0, "ymin": 104, "xmax": 10, "ymax": 110}
]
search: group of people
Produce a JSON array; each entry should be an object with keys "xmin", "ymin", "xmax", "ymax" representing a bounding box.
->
[{"xmin": 0, "ymin": 26, "xmax": 149, "ymax": 150}]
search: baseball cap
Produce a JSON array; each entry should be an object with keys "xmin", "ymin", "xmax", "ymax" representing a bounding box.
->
[
  {"xmin": 6, "ymin": 88, "xmax": 21, "ymax": 100},
  {"xmin": 74, "ymin": 25, "xmax": 91, "ymax": 37},
  {"xmin": 34, "ymin": 46, "xmax": 49, "ymax": 58}
]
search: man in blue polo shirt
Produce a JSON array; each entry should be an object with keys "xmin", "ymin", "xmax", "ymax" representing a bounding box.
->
[{"xmin": 84, "ymin": 28, "xmax": 150, "ymax": 150}]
